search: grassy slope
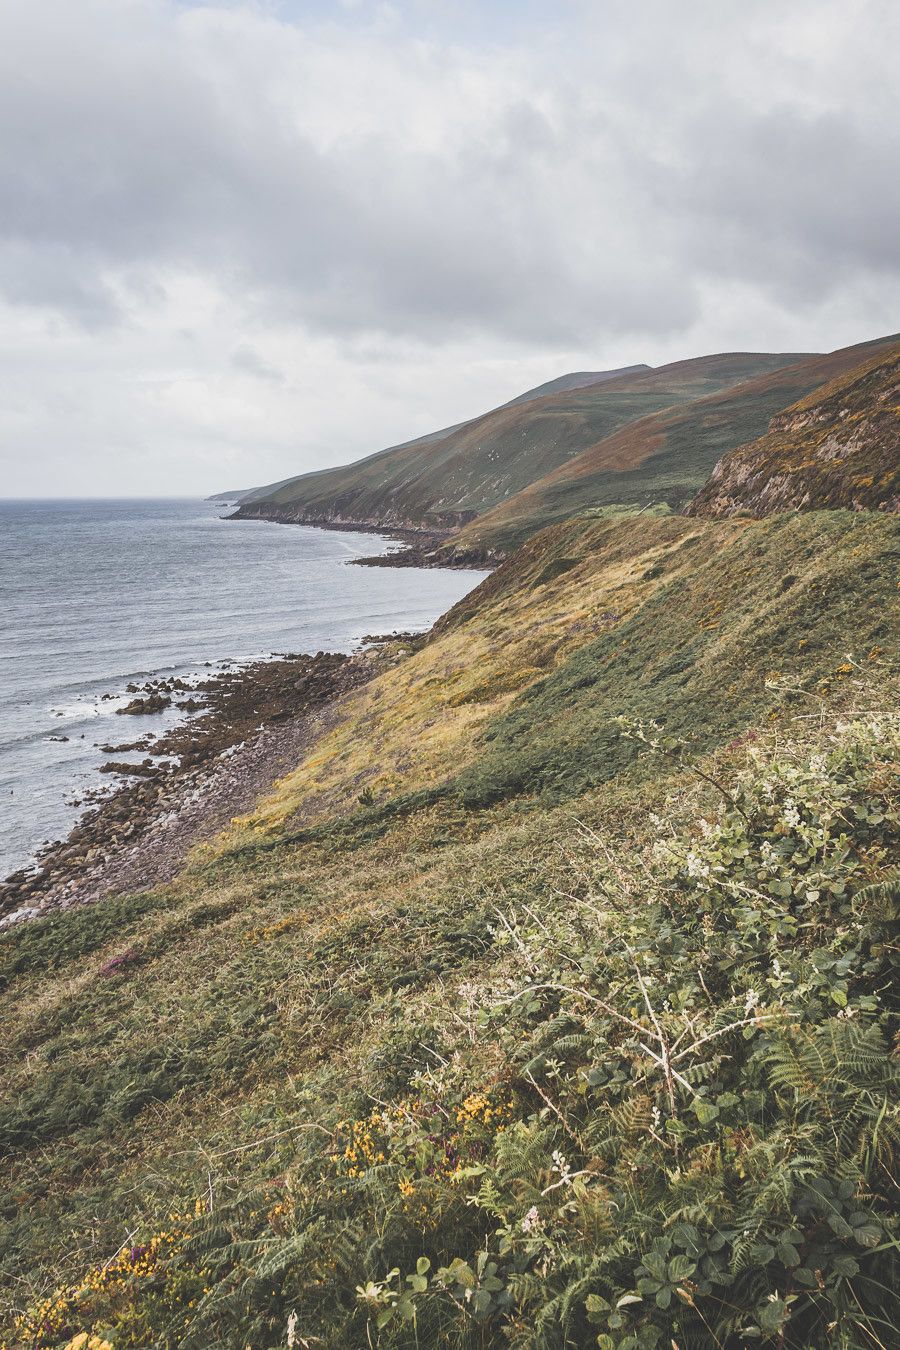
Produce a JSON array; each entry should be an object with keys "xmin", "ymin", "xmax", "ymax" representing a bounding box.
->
[
  {"xmin": 688, "ymin": 343, "xmax": 900, "ymax": 517},
  {"xmin": 210, "ymin": 508, "xmax": 894, "ymax": 854},
  {"xmin": 237, "ymin": 353, "xmax": 809, "ymax": 528},
  {"xmin": 452, "ymin": 335, "xmax": 899, "ymax": 554},
  {"xmin": 2, "ymin": 508, "xmax": 897, "ymax": 1350},
  {"xmin": 499, "ymin": 364, "xmax": 650, "ymax": 407}
]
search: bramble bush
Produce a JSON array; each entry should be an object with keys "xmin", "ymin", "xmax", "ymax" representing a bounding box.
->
[
  {"xmin": 6, "ymin": 711, "xmax": 898, "ymax": 1348},
  {"xmin": 394, "ymin": 712, "xmax": 899, "ymax": 1348}
]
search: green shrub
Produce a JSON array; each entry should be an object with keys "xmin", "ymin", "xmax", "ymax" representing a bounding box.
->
[{"xmin": 11, "ymin": 711, "xmax": 896, "ymax": 1348}]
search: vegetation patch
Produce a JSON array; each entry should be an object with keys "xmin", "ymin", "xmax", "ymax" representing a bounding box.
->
[
  {"xmin": 4, "ymin": 704, "xmax": 897, "ymax": 1348},
  {"xmin": 1, "ymin": 475, "xmax": 898, "ymax": 1348}
]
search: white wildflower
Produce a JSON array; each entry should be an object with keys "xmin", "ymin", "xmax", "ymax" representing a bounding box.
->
[
  {"xmin": 782, "ymin": 799, "xmax": 801, "ymax": 829},
  {"xmin": 551, "ymin": 1150, "xmax": 573, "ymax": 1186},
  {"xmin": 685, "ymin": 850, "xmax": 710, "ymax": 879},
  {"xmin": 521, "ymin": 1205, "xmax": 541, "ymax": 1233}
]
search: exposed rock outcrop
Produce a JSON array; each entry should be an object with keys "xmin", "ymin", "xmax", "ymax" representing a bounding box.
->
[{"xmin": 687, "ymin": 346, "xmax": 899, "ymax": 518}]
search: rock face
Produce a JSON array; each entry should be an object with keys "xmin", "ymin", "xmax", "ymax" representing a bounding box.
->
[
  {"xmin": 687, "ymin": 346, "xmax": 900, "ymax": 518},
  {"xmin": 233, "ymin": 504, "xmax": 476, "ymax": 533}
]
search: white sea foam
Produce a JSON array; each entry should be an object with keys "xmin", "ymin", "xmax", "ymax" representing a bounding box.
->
[{"xmin": 1, "ymin": 498, "xmax": 486, "ymax": 878}]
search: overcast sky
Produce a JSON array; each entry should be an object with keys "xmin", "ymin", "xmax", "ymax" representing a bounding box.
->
[{"xmin": 0, "ymin": 0, "xmax": 897, "ymax": 496}]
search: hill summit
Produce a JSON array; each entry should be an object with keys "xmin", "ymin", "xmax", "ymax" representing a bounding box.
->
[{"xmin": 230, "ymin": 336, "xmax": 897, "ymax": 555}]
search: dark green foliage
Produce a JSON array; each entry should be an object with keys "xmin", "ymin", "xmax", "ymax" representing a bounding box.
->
[
  {"xmin": 457, "ymin": 512, "xmax": 898, "ymax": 806},
  {"xmin": 532, "ymin": 558, "xmax": 580, "ymax": 587},
  {"xmin": 0, "ymin": 889, "xmax": 163, "ymax": 991},
  {"xmin": 6, "ymin": 704, "xmax": 896, "ymax": 1349}
]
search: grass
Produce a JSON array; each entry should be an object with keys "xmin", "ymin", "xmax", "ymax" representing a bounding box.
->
[
  {"xmin": 209, "ymin": 512, "xmax": 719, "ymax": 848},
  {"xmin": 452, "ymin": 336, "xmax": 899, "ymax": 554},
  {"xmin": 2, "ymin": 694, "xmax": 896, "ymax": 1348},
  {"xmin": 239, "ymin": 352, "xmax": 818, "ymax": 531},
  {"xmin": 207, "ymin": 510, "xmax": 897, "ymax": 854},
  {"xmin": 0, "ymin": 505, "xmax": 897, "ymax": 1348},
  {"xmin": 455, "ymin": 511, "xmax": 898, "ymax": 806}
]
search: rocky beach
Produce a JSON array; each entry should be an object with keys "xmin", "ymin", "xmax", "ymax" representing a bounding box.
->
[
  {"xmin": 0, "ymin": 499, "xmax": 490, "ymax": 905},
  {"xmin": 0, "ymin": 632, "xmax": 425, "ymax": 928},
  {"xmin": 230, "ymin": 507, "xmax": 501, "ymax": 570}
]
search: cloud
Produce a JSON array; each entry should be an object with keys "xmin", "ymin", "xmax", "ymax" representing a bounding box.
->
[
  {"xmin": 231, "ymin": 344, "xmax": 285, "ymax": 383},
  {"xmin": 0, "ymin": 0, "xmax": 897, "ymax": 493}
]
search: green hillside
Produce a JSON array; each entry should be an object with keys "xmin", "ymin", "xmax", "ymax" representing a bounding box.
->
[
  {"xmin": 3, "ymin": 500, "xmax": 898, "ymax": 1349},
  {"xmin": 449, "ymin": 335, "xmax": 899, "ymax": 555},
  {"xmin": 233, "ymin": 352, "xmax": 812, "ymax": 532}
]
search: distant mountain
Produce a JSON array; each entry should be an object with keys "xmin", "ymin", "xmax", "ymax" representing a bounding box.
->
[
  {"xmin": 230, "ymin": 353, "xmax": 812, "ymax": 536},
  {"xmin": 687, "ymin": 343, "xmax": 899, "ymax": 518},
  {"xmin": 214, "ymin": 374, "xmax": 645, "ymax": 512},
  {"xmin": 498, "ymin": 364, "xmax": 650, "ymax": 407},
  {"xmin": 448, "ymin": 334, "xmax": 899, "ymax": 555}
]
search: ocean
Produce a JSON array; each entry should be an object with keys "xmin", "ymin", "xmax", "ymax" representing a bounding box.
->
[{"xmin": 0, "ymin": 498, "xmax": 486, "ymax": 878}]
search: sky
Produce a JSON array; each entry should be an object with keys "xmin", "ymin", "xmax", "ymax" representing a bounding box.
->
[{"xmin": 0, "ymin": 0, "xmax": 898, "ymax": 497}]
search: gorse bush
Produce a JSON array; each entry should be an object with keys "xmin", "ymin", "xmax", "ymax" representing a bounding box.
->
[{"xmin": 8, "ymin": 710, "xmax": 897, "ymax": 1348}]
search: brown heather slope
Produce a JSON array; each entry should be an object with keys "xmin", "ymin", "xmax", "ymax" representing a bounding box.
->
[
  {"xmin": 448, "ymin": 333, "xmax": 900, "ymax": 556},
  {"xmin": 687, "ymin": 343, "xmax": 900, "ymax": 518},
  {"xmin": 232, "ymin": 352, "xmax": 811, "ymax": 532}
]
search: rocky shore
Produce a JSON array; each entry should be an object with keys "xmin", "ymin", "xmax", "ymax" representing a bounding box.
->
[
  {"xmin": 228, "ymin": 507, "xmax": 499, "ymax": 570},
  {"xmin": 0, "ymin": 636, "xmax": 422, "ymax": 928},
  {"xmin": 347, "ymin": 536, "xmax": 501, "ymax": 569}
]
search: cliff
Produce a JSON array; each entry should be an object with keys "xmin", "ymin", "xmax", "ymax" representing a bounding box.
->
[{"xmin": 687, "ymin": 344, "xmax": 900, "ymax": 518}]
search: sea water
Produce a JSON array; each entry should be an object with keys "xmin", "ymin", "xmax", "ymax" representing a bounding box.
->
[{"xmin": 0, "ymin": 499, "xmax": 486, "ymax": 876}]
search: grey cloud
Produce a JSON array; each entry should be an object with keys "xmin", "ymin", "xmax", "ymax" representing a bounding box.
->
[
  {"xmin": 668, "ymin": 109, "xmax": 900, "ymax": 294},
  {"xmin": 0, "ymin": 0, "xmax": 897, "ymax": 496},
  {"xmin": 0, "ymin": 0, "xmax": 895, "ymax": 346},
  {"xmin": 231, "ymin": 344, "xmax": 285, "ymax": 382},
  {"xmin": 0, "ymin": 241, "xmax": 121, "ymax": 327}
]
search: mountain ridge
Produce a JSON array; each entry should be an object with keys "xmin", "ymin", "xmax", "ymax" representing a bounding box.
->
[
  {"xmin": 229, "ymin": 350, "xmax": 815, "ymax": 536},
  {"xmin": 214, "ymin": 365, "xmax": 650, "ymax": 511},
  {"xmin": 446, "ymin": 332, "xmax": 899, "ymax": 554}
]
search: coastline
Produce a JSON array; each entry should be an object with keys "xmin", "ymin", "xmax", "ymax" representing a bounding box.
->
[
  {"xmin": 227, "ymin": 504, "xmax": 501, "ymax": 569},
  {"xmin": 0, "ymin": 635, "xmax": 424, "ymax": 928},
  {"xmin": 0, "ymin": 506, "xmax": 492, "ymax": 928}
]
